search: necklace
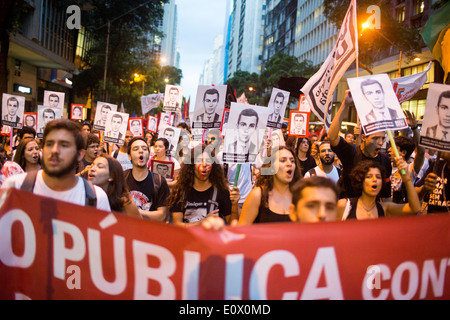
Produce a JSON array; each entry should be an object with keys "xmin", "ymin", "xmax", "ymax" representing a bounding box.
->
[{"xmin": 358, "ymin": 199, "xmax": 376, "ymax": 216}]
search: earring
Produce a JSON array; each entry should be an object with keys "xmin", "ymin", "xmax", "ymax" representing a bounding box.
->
[{"xmin": 108, "ymin": 178, "xmax": 113, "ymax": 182}]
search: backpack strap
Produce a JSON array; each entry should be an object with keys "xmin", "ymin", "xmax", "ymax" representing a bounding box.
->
[
  {"xmin": 20, "ymin": 170, "xmax": 39, "ymax": 192},
  {"xmin": 208, "ymin": 186, "xmax": 218, "ymax": 213},
  {"xmin": 113, "ymin": 149, "xmax": 120, "ymax": 159},
  {"xmin": 21, "ymin": 171, "xmax": 97, "ymax": 208},
  {"xmin": 82, "ymin": 178, "xmax": 97, "ymax": 208}
]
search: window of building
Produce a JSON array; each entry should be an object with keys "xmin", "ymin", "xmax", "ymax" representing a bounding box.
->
[
  {"xmin": 415, "ymin": 0, "xmax": 425, "ymax": 15},
  {"xmin": 396, "ymin": 5, "xmax": 405, "ymax": 23}
]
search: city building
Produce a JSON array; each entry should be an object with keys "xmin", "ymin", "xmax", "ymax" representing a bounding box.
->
[{"xmin": 160, "ymin": 0, "xmax": 179, "ymax": 68}]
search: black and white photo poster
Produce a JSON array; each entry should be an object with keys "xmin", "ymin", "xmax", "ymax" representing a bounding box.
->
[
  {"xmin": 43, "ymin": 90, "xmax": 65, "ymax": 108},
  {"xmin": 93, "ymin": 102, "xmax": 118, "ymax": 131},
  {"xmin": 163, "ymin": 85, "xmax": 183, "ymax": 112},
  {"xmin": 192, "ymin": 85, "xmax": 227, "ymax": 129},
  {"xmin": 2, "ymin": 94, "xmax": 25, "ymax": 129},
  {"xmin": 37, "ymin": 106, "xmax": 62, "ymax": 138},
  {"xmin": 347, "ymin": 74, "xmax": 407, "ymax": 135},
  {"xmin": 23, "ymin": 112, "xmax": 37, "ymax": 132},
  {"xmin": 158, "ymin": 124, "xmax": 181, "ymax": 157},
  {"xmin": 222, "ymin": 103, "xmax": 269, "ymax": 164},
  {"xmin": 267, "ymin": 88, "xmax": 290, "ymax": 129},
  {"xmin": 103, "ymin": 111, "xmax": 129, "ymax": 145},
  {"xmin": 419, "ymin": 83, "xmax": 450, "ymax": 151}
]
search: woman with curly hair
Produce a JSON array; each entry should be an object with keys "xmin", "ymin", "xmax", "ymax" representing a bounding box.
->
[
  {"xmin": 13, "ymin": 138, "xmax": 41, "ymax": 172},
  {"xmin": 168, "ymin": 144, "xmax": 239, "ymax": 227},
  {"xmin": 238, "ymin": 146, "xmax": 302, "ymax": 225},
  {"xmin": 88, "ymin": 155, "xmax": 141, "ymax": 218},
  {"xmin": 337, "ymin": 158, "xmax": 421, "ymax": 220}
]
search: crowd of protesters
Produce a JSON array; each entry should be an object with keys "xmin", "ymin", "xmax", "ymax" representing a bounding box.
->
[{"xmin": 0, "ymin": 92, "xmax": 445, "ymax": 230}]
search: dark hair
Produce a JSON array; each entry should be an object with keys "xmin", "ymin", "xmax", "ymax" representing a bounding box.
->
[
  {"xmin": 275, "ymin": 92, "xmax": 285, "ymax": 101},
  {"xmin": 81, "ymin": 122, "xmax": 92, "ymax": 132},
  {"xmin": 360, "ymin": 78, "xmax": 384, "ymax": 94},
  {"xmin": 43, "ymin": 119, "xmax": 85, "ymax": 151},
  {"xmin": 43, "ymin": 108, "xmax": 56, "ymax": 117},
  {"xmin": 127, "ymin": 137, "xmax": 148, "ymax": 155},
  {"xmin": 295, "ymin": 137, "xmax": 312, "ymax": 157},
  {"xmin": 18, "ymin": 127, "xmax": 36, "ymax": 139},
  {"xmin": 291, "ymin": 176, "xmax": 339, "ymax": 207},
  {"xmin": 350, "ymin": 160, "xmax": 386, "ymax": 197},
  {"xmin": 256, "ymin": 146, "xmax": 302, "ymax": 209},
  {"xmin": 167, "ymin": 144, "xmax": 228, "ymax": 209},
  {"xmin": 394, "ymin": 136, "xmax": 415, "ymax": 160},
  {"xmin": 437, "ymin": 91, "xmax": 450, "ymax": 107},
  {"xmin": 155, "ymin": 137, "xmax": 169, "ymax": 151},
  {"xmin": 86, "ymin": 133, "xmax": 100, "ymax": 148},
  {"xmin": 13, "ymin": 138, "xmax": 40, "ymax": 170},
  {"xmin": 99, "ymin": 155, "xmax": 130, "ymax": 212},
  {"xmin": 238, "ymin": 108, "xmax": 259, "ymax": 126},
  {"xmin": 203, "ymin": 88, "xmax": 219, "ymax": 101}
]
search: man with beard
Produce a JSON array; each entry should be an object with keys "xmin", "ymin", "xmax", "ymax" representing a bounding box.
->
[
  {"xmin": 304, "ymin": 141, "xmax": 341, "ymax": 183},
  {"xmin": 125, "ymin": 137, "xmax": 170, "ymax": 222},
  {"xmin": 328, "ymin": 90, "xmax": 392, "ymax": 199},
  {"xmin": 1, "ymin": 119, "xmax": 110, "ymax": 210}
]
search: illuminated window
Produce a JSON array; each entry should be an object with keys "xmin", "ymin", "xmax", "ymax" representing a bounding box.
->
[
  {"xmin": 396, "ymin": 6, "xmax": 405, "ymax": 22},
  {"xmin": 415, "ymin": 0, "xmax": 424, "ymax": 15}
]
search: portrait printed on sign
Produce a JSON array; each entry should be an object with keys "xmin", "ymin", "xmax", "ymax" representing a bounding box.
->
[
  {"xmin": 263, "ymin": 128, "xmax": 285, "ymax": 150},
  {"xmin": 163, "ymin": 85, "xmax": 183, "ymax": 112},
  {"xmin": 288, "ymin": 111, "xmax": 310, "ymax": 138},
  {"xmin": 347, "ymin": 74, "xmax": 407, "ymax": 135},
  {"xmin": 23, "ymin": 112, "xmax": 37, "ymax": 132},
  {"xmin": 267, "ymin": 88, "xmax": 290, "ymax": 129},
  {"xmin": 158, "ymin": 124, "xmax": 181, "ymax": 157},
  {"xmin": 93, "ymin": 102, "xmax": 118, "ymax": 131},
  {"xmin": 222, "ymin": 103, "xmax": 269, "ymax": 164},
  {"xmin": 298, "ymin": 94, "xmax": 311, "ymax": 112},
  {"xmin": 2, "ymin": 94, "xmax": 25, "ymax": 129},
  {"xmin": 37, "ymin": 106, "xmax": 62, "ymax": 138},
  {"xmin": 160, "ymin": 111, "xmax": 173, "ymax": 127},
  {"xmin": 129, "ymin": 117, "xmax": 144, "ymax": 137},
  {"xmin": 43, "ymin": 90, "xmax": 65, "ymax": 108},
  {"xmin": 147, "ymin": 115, "xmax": 158, "ymax": 133},
  {"xmin": 151, "ymin": 159, "xmax": 174, "ymax": 180},
  {"xmin": 103, "ymin": 111, "xmax": 129, "ymax": 145},
  {"xmin": 419, "ymin": 83, "xmax": 450, "ymax": 152},
  {"xmin": 70, "ymin": 104, "xmax": 84, "ymax": 120},
  {"xmin": 192, "ymin": 85, "xmax": 227, "ymax": 130},
  {"xmin": 220, "ymin": 108, "xmax": 230, "ymax": 137}
]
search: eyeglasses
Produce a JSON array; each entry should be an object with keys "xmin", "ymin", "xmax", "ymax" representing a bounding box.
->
[{"xmin": 88, "ymin": 144, "xmax": 100, "ymax": 149}]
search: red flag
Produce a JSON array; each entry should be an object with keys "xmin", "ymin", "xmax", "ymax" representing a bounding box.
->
[{"xmin": 184, "ymin": 97, "xmax": 190, "ymax": 119}]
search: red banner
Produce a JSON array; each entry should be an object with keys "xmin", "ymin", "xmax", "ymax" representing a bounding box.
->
[{"xmin": 1, "ymin": 188, "xmax": 450, "ymax": 300}]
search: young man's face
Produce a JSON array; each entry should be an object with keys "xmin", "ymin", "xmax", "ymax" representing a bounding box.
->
[
  {"xmin": 294, "ymin": 115, "xmax": 304, "ymax": 129},
  {"xmin": 318, "ymin": 143, "xmax": 335, "ymax": 165},
  {"xmin": 274, "ymin": 96, "xmax": 284, "ymax": 114},
  {"xmin": 437, "ymin": 96, "xmax": 450, "ymax": 128},
  {"xmin": 362, "ymin": 83, "xmax": 384, "ymax": 109},
  {"xmin": 157, "ymin": 165, "xmax": 168, "ymax": 176},
  {"xmin": 111, "ymin": 117, "xmax": 122, "ymax": 132},
  {"xmin": 362, "ymin": 132, "xmax": 386, "ymax": 158},
  {"xmin": 101, "ymin": 106, "xmax": 111, "ymax": 121},
  {"xmin": 86, "ymin": 142, "xmax": 99, "ymax": 161},
  {"xmin": 43, "ymin": 112, "xmax": 55, "ymax": 124},
  {"xmin": 42, "ymin": 129, "xmax": 82, "ymax": 177},
  {"xmin": 164, "ymin": 130, "xmax": 174, "ymax": 140},
  {"xmin": 238, "ymin": 115, "xmax": 257, "ymax": 143},
  {"xmin": 169, "ymin": 89, "xmax": 178, "ymax": 102},
  {"xmin": 7, "ymin": 100, "xmax": 18, "ymax": 116},
  {"xmin": 49, "ymin": 96, "xmax": 59, "ymax": 107},
  {"xmin": 129, "ymin": 140, "xmax": 149, "ymax": 168},
  {"xmin": 131, "ymin": 121, "xmax": 141, "ymax": 134},
  {"xmin": 203, "ymin": 93, "xmax": 219, "ymax": 115},
  {"xmin": 289, "ymin": 187, "xmax": 338, "ymax": 223}
]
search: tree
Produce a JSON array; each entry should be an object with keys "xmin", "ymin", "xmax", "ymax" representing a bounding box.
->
[
  {"xmin": 227, "ymin": 70, "xmax": 261, "ymax": 104},
  {"xmin": 260, "ymin": 52, "xmax": 318, "ymax": 90},
  {"xmin": 323, "ymin": 0, "xmax": 422, "ymax": 68},
  {"xmin": 71, "ymin": 0, "xmax": 181, "ymax": 116}
]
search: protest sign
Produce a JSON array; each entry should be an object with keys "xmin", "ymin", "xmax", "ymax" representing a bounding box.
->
[
  {"xmin": 43, "ymin": 90, "xmax": 65, "ymax": 109},
  {"xmin": 93, "ymin": 102, "xmax": 118, "ymax": 132},
  {"xmin": 192, "ymin": 85, "xmax": 227, "ymax": 130},
  {"xmin": 2, "ymin": 94, "xmax": 25, "ymax": 129},
  {"xmin": 267, "ymin": 88, "xmax": 290, "ymax": 129},
  {"xmin": 1, "ymin": 188, "xmax": 450, "ymax": 300}
]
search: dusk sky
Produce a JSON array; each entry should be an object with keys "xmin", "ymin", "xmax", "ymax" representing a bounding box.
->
[{"xmin": 176, "ymin": 0, "xmax": 228, "ymax": 109}]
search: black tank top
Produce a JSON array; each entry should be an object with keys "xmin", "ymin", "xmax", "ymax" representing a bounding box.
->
[
  {"xmin": 255, "ymin": 188, "xmax": 292, "ymax": 223},
  {"xmin": 346, "ymin": 197, "xmax": 385, "ymax": 220}
]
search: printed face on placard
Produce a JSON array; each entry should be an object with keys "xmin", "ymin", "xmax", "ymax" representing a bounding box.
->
[{"xmin": 43, "ymin": 90, "xmax": 65, "ymax": 108}]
